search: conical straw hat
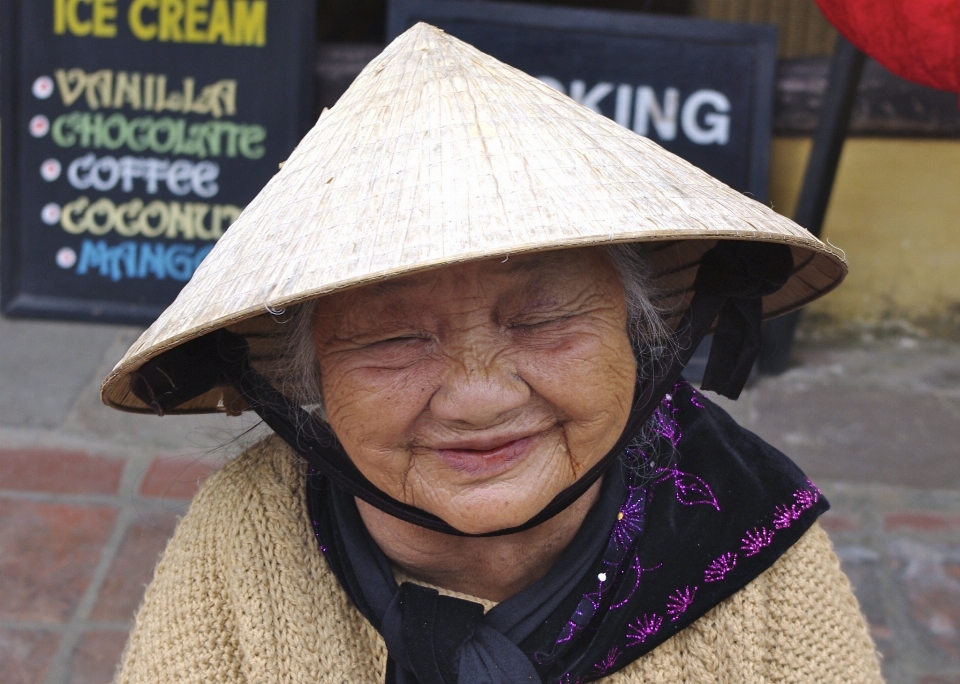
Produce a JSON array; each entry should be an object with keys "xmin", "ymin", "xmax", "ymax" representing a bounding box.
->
[{"xmin": 101, "ymin": 22, "xmax": 846, "ymax": 414}]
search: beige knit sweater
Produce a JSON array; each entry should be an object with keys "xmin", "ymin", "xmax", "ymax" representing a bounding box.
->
[{"xmin": 116, "ymin": 436, "xmax": 883, "ymax": 683}]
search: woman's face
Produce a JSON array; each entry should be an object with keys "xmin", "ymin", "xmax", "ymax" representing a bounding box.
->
[{"xmin": 313, "ymin": 248, "xmax": 636, "ymax": 534}]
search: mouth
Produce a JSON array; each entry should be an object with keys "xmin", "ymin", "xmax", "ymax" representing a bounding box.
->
[{"xmin": 432, "ymin": 433, "xmax": 540, "ymax": 476}]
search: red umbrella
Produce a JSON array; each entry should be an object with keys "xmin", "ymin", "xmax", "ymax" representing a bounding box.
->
[{"xmin": 815, "ymin": 0, "xmax": 960, "ymax": 100}]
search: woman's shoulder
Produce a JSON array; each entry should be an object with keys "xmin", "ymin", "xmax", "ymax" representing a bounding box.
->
[
  {"xmin": 189, "ymin": 432, "xmax": 307, "ymax": 512},
  {"xmin": 118, "ymin": 432, "xmax": 389, "ymax": 683}
]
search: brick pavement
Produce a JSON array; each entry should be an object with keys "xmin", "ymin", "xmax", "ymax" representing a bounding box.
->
[
  {"xmin": 0, "ymin": 447, "xmax": 219, "ymax": 684},
  {"xmin": 821, "ymin": 484, "xmax": 960, "ymax": 683},
  {"xmin": 1, "ymin": 316, "xmax": 959, "ymax": 683}
]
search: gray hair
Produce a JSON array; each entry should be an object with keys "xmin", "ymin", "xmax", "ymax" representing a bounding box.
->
[{"xmin": 272, "ymin": 243, "xmax": 674, "ymax": 423}]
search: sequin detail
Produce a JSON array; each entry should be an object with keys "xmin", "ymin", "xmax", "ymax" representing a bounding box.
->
[
  {"xmin": 740, "ymin": 527, "xmax": 774, "ymax": 556},
  {"xmin": 626, "ymin": 614, "xmax": 663, "ymax": 645},
  {"xmin": 610, "ymin": 558, "xmax": 662, "ymax": 610},
  {"xmin": 650, "ymin": 402, "xmax": 682, "ymax": 448},
  {"xmin": 653, "ymin": 468, "xmax": 720, "ymax": 510},
  {"xmin": 310, "ymin": 518, "xmax": 328, "ymax": 555},
  {"xmin": 611, "ymin": 487, "xmax": 647, "ymax": 553},
  {"xmin": 666, "ymin": 586, "xmax": 697, "ymax": 621},
  {"xmin": 794, "ymin": 488, "xmax": 818, "ymax": 510},
  {"xmin": 773, "ymin": 503, "xmax": 801, "ymax": 529},
  {"xmin": 592, "ymin": 647, "xmax": 621, "ymax": 676},
  {"xmin": 704, "ymin": 552, "xmax": 738, "ymax": 582},
  {"xmin": 551, "ymin": 477, "xmax": 651, "ymax": 648}
]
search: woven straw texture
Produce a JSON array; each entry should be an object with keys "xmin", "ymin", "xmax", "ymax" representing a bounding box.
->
[
  {"xmin": 101, "ymin": 22, "xmax": 847, "ymax": 414},
  {"xmin": 114, "ymin": 436, "xmax": 883, "ymax": 682}
]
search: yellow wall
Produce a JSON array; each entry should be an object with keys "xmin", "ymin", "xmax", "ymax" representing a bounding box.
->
[{"xmin": 770, "ymin": 137, "xmax": 960, "ymax": 332}]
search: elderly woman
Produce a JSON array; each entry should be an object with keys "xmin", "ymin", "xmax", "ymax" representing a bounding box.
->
[{"xmin": 102, "ymin": 24, "xmax": 882, "ymax": 684}]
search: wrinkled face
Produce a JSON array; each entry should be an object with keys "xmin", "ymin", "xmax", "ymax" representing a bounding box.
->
[{"xmin": 313, "ymin": 248, "xmax": 636, "ymax": 534}]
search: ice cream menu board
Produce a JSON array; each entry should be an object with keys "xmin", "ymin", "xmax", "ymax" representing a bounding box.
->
[{"xmin": 1, "ymin": 0, "xmax": 315, "ymax": 323}]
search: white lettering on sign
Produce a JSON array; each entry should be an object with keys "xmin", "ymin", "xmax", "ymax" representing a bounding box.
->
[
  {"xmin": 634, "ymin": 86, "xmax": 680, "ymax": 140},
  {"xmin": 66, "ymin": 153, "xmax": 220, "ymax": 197},
  {"xmin": 538, "ymin": 77, "xmax": 731, "ymax": 146},
  {"xmin": 680, "ymin": 89, "xmax": 731, "ymax": 145}
]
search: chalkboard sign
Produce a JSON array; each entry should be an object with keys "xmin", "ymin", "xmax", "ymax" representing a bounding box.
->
[
  {"xmin": 1, "ymin": 0, "xmax": 315, "ymax": 324},
  {"xmin": 388, "ymin": 0, "xmax": 777, "ymax": 201}
]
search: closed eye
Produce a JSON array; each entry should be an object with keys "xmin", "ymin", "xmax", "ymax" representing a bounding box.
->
[
  {"xmin": 367, "ymin": 334, "xmax": 431, "ymax": 347},
  {"xmin": 507, "ymin": 313, "xmax": 578, "ymax": 331}
]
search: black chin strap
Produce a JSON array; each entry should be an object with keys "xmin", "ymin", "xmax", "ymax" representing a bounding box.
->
[{"xmin": 130, "ymin": 240, "xmax": 793, "ymax": 536}]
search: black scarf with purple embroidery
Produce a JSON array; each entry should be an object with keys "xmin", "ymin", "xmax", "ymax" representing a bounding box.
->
[{"xmin": 306, "ymin": 380, "xmax": 828, "ymax": 684}]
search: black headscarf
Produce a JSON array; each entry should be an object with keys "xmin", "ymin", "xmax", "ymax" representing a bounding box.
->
[{"xmin": 308, "ymin": 381, "xmax": 827, "ymax": 684}]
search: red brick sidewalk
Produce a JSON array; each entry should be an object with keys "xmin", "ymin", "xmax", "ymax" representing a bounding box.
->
[{"xmin": 0, "ymin": 448, "xmax": 217, "ymax": 684}]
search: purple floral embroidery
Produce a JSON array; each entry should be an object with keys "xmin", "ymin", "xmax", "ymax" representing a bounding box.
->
[
  {"xmin": 611, "ymin": 487, "xmax": 647, "ymax": 553},
  {"xmin": 794, "ymin": 487, "xmax": 819, "ymax": 511},
  {"xmin": 690, "ymin": 391, "xmax": 705, "ymax": 409},
  {"xmin": 740, "ymin": 527, "xmax": 774, "ymax": 556},
  {"xmin": 773, "ymin": 483, "xmax": 821, "ymax": 529},
  {"xmin": 666, "ymin": 586, "xmax": 697, "ymax": 621},
  {"xmin": 626, "ymin": 614, "xmax": 663, "ymax": 645},
  {"xmin": 704, "ymin": 552, "xmax": 738, "ymax": 582},
  {"xmin": 672, "ymin": 470, "xmax": 721, "ymax": 510},
  {"xmin": 653, "ymin": 468, "xmax": 720, "ymax": 510},
  {"xmin": 555, "ymin": 622, "xmax": 577, "ymax": 645},
  {"xmin": 593, "ymin": 647, "xmax": 621, "ymax": 676},
  {"xmin": 609, "ymin": 558, "xmax": 662, "ymax": 610},
  {"xmin": 651, "ymin": 405, "xmax": 682, "ymax": 448},
  {"xmin": 773, "ymin": 503, "xmax": 802, "ymax": 529},
  {"xmin": 555, "ymin": 485, "xmax": 651, "ymax": 646}
]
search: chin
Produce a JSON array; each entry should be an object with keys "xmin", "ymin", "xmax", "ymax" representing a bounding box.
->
[{"xmin": 430, "ymin": 486, "xmax": 550, "ymax": 535}]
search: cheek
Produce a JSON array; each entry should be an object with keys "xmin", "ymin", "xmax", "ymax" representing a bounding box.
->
[
  {"xmin": 321, "ymin": 362, "xmax": 438, "ymax": 489},
  {"xmin": 520, "ymin": 327, "xmax": 636, "ymax": 458}
]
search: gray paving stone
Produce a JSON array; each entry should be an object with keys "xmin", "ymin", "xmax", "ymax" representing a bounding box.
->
[
  {"xmin": 703, "ymin": 337, "xmax": 960, "ymax": 489},
  {"xmin": 0, "ymin": 317, "xmax": 122, "ymax": 429},
  {"xmin": 0, "ymin": 316, "xmax": 267, "ymax": 455}
]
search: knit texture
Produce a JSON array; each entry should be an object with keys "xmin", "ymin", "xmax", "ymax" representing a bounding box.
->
[{"xmin": 115, "ymin": 435, "xmax": 883, "ymax": 683}]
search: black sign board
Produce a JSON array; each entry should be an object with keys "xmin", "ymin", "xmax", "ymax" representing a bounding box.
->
[
  {"xmin": 1, "ymin": 0, "xmax": 315, "ymax": 324},
  {"xmin": 388, "ymin": 0, "xmax": 776, "ymax": 201}
]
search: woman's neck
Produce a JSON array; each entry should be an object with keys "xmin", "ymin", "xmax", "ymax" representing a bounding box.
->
[{"xmin": 355, "ymin": 480, "xmax": 602, "ymax": 602}]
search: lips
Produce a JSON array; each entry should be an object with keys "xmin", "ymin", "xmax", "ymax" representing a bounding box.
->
[{"xmin": 433, "ymin": 433, "xmax": 539, "ymax": 476}]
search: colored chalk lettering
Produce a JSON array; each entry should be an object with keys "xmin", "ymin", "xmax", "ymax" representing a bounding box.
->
[
  {"xmin": 54, "ymin": 0, "xmax": 118, "ymax": 38},
  {"xmin": 54, "ymin": 68, "xmax": 237, "ymax": 117},
  {"xmin": 66, "ymin": 154, "xmax": 220, "ymax": 198},
  {"xmin": 51, "ymin": 112, "xmax": 266, "ymax": 160},
  {"xmin": 127, "ymin": 0, "xmax": 267, "ymax": 46},
  {"xmin": 75, "ymin": 238, "xmax": 213, "ymax": 281},
  {"xmin": 60, "ymin": 195, "xmax": 241, "ymax": 240}
]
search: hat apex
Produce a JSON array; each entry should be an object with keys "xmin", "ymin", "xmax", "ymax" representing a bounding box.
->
[{"xmin": 101, "ymin": 22, "xmax": 845, "ymax": 414}]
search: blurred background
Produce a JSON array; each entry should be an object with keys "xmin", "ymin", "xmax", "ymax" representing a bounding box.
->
[{"xmin": 2, "ymin": 0, "xmax": 959, "ymax": 682}]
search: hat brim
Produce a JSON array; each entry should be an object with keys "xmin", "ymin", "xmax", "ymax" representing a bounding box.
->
[{"xmin": 99, "ymin": 23, "xmax": 847, "ymax": 414}]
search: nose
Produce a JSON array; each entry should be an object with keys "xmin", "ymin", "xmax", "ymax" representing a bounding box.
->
[{"xmin": 429, "ymin": 356, "xmax": 531, "ymax": 428}]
